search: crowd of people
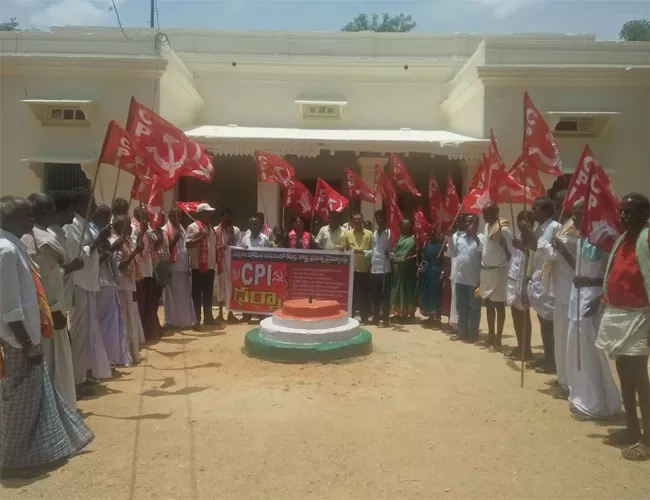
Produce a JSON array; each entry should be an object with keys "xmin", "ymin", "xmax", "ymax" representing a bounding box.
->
[
  {"xmin": 0, "ymin": 186, "xmax": 648, "ymax": 478},
  {"xmin": 443, "ymin": 192, "xmax": 650, "ymax": 462}
]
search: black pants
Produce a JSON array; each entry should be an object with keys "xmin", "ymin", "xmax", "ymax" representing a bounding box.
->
[
  {"xmin": 352, "ymin": 271, "xmax": 371, "ymax": 321},
  {"xmin": 511, "ymin": 307, "xmax": 532, "ymax": 353},
  {"xmin": 537, "ymin": 314, "xmax": 555, "ymax": 367},
  {"xmin": 191, "ymin": 269, "xmax": 215, "ymax": 324},
  {"xmin": 136, "ymin": 277, "xmax": 159, "ymax": 340},
  {"xmin": 370, "ymin": 273, "xmax": 392, "ymax": 322}
]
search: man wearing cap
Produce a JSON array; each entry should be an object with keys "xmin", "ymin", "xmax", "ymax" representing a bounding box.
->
[{"xmin": 186, "ymin": 203, "xmax": 218, "ymax": 327}]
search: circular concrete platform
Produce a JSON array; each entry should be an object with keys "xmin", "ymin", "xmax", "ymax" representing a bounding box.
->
[{"xmin": 244, "ymin": 327, "xmax": 373, "ymax": 363}]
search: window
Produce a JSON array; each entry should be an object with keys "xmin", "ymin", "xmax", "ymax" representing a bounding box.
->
[
  {"xmin": 296, "ymin": 100, "xmax": 347, "ymax": 121},
  {"xmin": 303, "ymin": 104, "xmax": 340, "ymax": 119},
  {"xmin": 47, "ymin": 107, "xmax": 87, "ymax": 124},
  {"xmin": 44, "ymin": 163, "xmax": 90, "ymax": 192},
  {"xmin": 553, "ymin": 118, "xmax": 596, "ymax": 137}
]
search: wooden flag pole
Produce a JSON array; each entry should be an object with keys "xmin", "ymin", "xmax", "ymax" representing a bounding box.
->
[
  {"xmin": 110, "ymin": 157, "xmax": 123, "ymax": 207},
  {"xmin": 77, "ymin": 159, "xmax": 104, "ymax": 257},
  {"xmin": 437, "ymin": 204, "xmax": 463, "ymax": 259},
  {"xmin": 520, "ymin": 162, "xmax": 529, "ymax": 388}
]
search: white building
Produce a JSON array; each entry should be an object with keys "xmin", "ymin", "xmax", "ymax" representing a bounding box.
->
[{"xmin": 1, "ymin": 27, "xmax": 649, "ymax": 228}]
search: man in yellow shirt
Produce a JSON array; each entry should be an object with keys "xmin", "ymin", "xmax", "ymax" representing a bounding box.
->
[{"xmin": 342, "ymin": 213, "xmax": 372, "ymax": 324}]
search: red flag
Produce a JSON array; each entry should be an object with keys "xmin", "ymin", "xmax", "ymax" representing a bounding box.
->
[
  {"xmin": 146, "ymin": 178, "xmax": 164, "ymax": 229},
  {"xmin": 126, "ymin": 97, "xmax": 214, "ymax": 188},
  {"xmin": 581, "ymin": 161, "xmax": 621, "ymax": 252},
  {"xmin": 413, "ymin": 207, "xmax": 432, "ymax": 246},
  {"xmin": 99, "ymin": 121, "xmax": 151, "ymax": 178},
  {"xmin": 375, "ymin": 165, "xmax": 397, "ymax": 204},
  {"xmin": 463, "ymin": 156, "xmax": 491, "ymax": 214},
  {"xmin": 428, "ymin": 176, "xmax": 443, "ymax": 225},
  {"xmin": 508, "ymin": 151, "xmax": 545, "ymax": 198},
  {"xmin": 469, "ymin": 155, "xmax": 488, "ymax": 192},
  {"xmin": 344, "ymin": 168, "xmax": 375, "ymax": 203},
  {"xmin": 441, "ymin": 173, "xmax": 460, "ymax": 229},
  {"xmin": 283, "ymin": 180, "xmax": 314, "ymax": 220},
  {"xmin": 523, "ymin": 92, "xmax": 563, "ymax": 176},
  {"xmin": 254, "ymin": 150, "xmax": 295, "ymax": 189},
  {"xmin": 176, "ymin": 201, "xmax": 206, "ymax": 216},
  {"xmin": 487, "ymin": 131, "xmax": 536, "ymax": 205},
  {"xmin": 131, "ymin": 175, "xmax": 152, "ymax": 203},
  {"xmin": 386, "ymin": 197, "xmax": 403, "ymax": 248},
  {"xmin": 563, "ymin": 145, "xmax": 616, "ymax": 213},
  {"xmin": 313, "ymin": 178, "xmax": 349, "ymax": 220},
  {"xmin": 389, "ymin": 154, "xmax": 421, "ymax": 196}
]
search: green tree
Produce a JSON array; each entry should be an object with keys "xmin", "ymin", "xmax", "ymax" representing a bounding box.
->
[
  {"xmin": 0, "ymin": 17, "xmax": 19, "ymax": 31},
  {"xmin": 342, "ymin": 13, "xmax": 416, "ymax": 33},
  {"xmin": 619, "ymin": 19, "xmax": 650, "ymax": 41}
]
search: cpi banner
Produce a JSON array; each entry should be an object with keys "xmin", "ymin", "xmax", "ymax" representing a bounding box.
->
[{"xmin": 228, "ymin": 247, "xmax": 354, "ymax": 315}]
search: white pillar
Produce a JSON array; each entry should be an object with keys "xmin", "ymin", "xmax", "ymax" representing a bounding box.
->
[
  {"xmin": 356, "ymin": 156, "xmax": 388, "ymax": 222},
  {"xmin": 257, "ymin": 181, "xmax": 280, "ymax": 230}
]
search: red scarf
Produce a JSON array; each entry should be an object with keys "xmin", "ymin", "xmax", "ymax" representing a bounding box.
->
[
  {"xmin": 288, "ymin": 230, "xmax": 310, "ymax": 249},
  {"xmin": 132, "ymin": 218, "xmax": 156, "ymax": 264},
  {"xmin": 164, "ymin": 221, "xmax": 178, "ymax": 263},
  {"xmin": 195, "ymin": 220, "xmax": 214, "ymax": 273},
  {"xmin": 31, "ymin": 262, "xmax": 53, "ymax": 339}
]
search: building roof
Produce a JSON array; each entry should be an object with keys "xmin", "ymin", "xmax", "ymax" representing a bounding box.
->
[{"xmin": 185, "ymin": 125, "xmax": 487, "ymax": 159}]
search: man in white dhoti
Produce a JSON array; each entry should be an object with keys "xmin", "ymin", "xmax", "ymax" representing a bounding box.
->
[
  {"xmin": 520, "ymin": 196, "xmax": 561, "ymax": 374},
  {"xmin": 22, "ymin": 193, "xmax": 77, "ymax": 410},
  {"xmin": 551, "ymin": 200, "xmax": 621, "ymax": 421},
  {"xmin": 595, "ymin": 193, "xmax": 650, "ymax": 461},
  {"xmin": 161, "ymin": 208, "xmax": 195, "ymax": 329},
  {"xmin": 111, "ymin": 216, "xmax": 145, "ymax": 364},
  {"xmin": 0, "ymin": 196, "xmax": 94, "ymax": 477},
  {"xmin": 479, "ymin": 203, "xmax": 514, "ymax": 349},
  {"xmin": 64, "ymin": 189, "xmax": 112, "ymax": 393},
  {"xmin": 547, "ymin": 213, "xmax": 580, "ymax": 394},
  {"xmin": 214, "ymin": 208, "xmax": 241, "ymax": 323},
  {"xmin": 93, "ymin": 204, "xmax": 131, "ymax": 367}
]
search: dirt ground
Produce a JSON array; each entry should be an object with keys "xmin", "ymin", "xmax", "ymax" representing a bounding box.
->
[{"xmin": 2, "ymin": 313, "xmax": 649, "ymax": 500}]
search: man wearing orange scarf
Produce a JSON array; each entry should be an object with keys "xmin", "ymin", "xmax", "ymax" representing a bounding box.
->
[
  {"xmin": 186, "ymin": 203, "xmax": 218, "ymax": 327},
  {"xmin": 0, "ymin": 195, "xmax": 94, "ymax": 476}
]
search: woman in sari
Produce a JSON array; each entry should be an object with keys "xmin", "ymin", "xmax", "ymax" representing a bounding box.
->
[
  {"xmin": 391, "ymin": 219, "xmax": 418, "ymax": 322},
  {"xmin": 418, "ymin": 226, "xmax": 443, "ymax": 324}
]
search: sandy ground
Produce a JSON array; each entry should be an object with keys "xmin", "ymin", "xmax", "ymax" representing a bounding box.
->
[{"xmin": 2, "ymin": 313, "xmax": 649, "ymax": 500}]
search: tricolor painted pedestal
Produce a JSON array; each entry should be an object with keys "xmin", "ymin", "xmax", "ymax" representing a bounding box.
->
[{"xmin": 244, "ymin": 299, "xmax": 372, "ymax": 362}]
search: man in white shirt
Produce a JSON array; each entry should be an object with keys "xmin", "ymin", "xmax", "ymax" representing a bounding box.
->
[
  {"xmin": 64, "ymin": 188, "xmax": 112, "ymax": 389},
  {"xmin": 23, "ymin": 193, "xmax": 77, "ymax": 410},
  {"xmin": 186, "ymin": 203, "xmax": 218, "ymax": 327},
  {"xmin": 214, "ymin": 207, "xmax": 241, "ymax": 323},
  {"xmin": 0, "ymin": 195, "xmax": 94, "ymax": 475},
  {"xmin": 131, "ymin": 206, "xmax": 160, "ymax": 340},
  {"xmin": 366, "ymin": 209, "xmax": 393, "ymax": 327},
  {"xmin": 241, "ymin": 214, "xmax": 271, "ymax": 249},
  {"xmin": 316, "ymin": 211, "xmax": 345, "ymax": 250},
  {"xmin": 450, "ymin": 214, "xmax": 485, "ymax": 342},
  {"xmin": 479, "ymin": 203, "xmax": 514, "ymax": 349},
  {"xmin": 519, "ymin": 196, "xmax": 562, "ymax": 374}
]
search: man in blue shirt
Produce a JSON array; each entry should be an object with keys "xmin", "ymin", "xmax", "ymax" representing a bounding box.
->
[{"xmin": 450, "ymin": 214, "xmax": 485, "ymax": 342}]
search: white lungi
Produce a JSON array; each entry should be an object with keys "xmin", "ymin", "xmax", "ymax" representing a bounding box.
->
[
  {"xmin": 42, "ymin": 328, "xmax": 77, "ymax": 410},
  {"xmin": 70, "ymin": 287, "xmax": 112, "ymax": 383},
  {"xmin": 553, "ymin": 301, "xmax": 570, "ymax": 390},
  {"xmin": 479, "ymin": 267, "xmax": 508, "ymax": 303},
  {"xmin": 567, "ymin": 316, "xmax": 621, "ymax": 418}
]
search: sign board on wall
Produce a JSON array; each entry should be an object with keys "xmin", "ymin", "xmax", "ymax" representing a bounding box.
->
[{"xmin": 228, "ymin": 247, "xmax": 354, "ymax": 315}]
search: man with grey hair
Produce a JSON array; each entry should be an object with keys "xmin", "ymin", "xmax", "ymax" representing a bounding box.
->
[{"xmin": 0, "ymin": 195, "xmax": 93, "ymax": 476}]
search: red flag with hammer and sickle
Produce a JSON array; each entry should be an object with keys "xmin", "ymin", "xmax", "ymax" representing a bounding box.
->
[
  {"xmin": 389, "ymin": 153, "xmax": 421, "ymax": 196},
  {"xmin": 254, "ymin": 150, "xmax": 295, "ymax": 189},
  {"xmin": 522, "ymin": 91, "xmax": 563, "ymax": 177},
  {"xmin": 344, "ymin": 168, "xmax": 375, "ymax": 203},
  {"xmin": 313, "ymin": 178, "xmax": 349, "ymax": 220},
  {"xmin": 126, "ymin": 97, "xmax": 214, "ymax": 189},
  {"xmin": 283, "ymin": 179, "xmax": 314, "ymax": 220}
]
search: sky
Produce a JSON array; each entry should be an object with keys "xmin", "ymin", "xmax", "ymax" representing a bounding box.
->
[{"xmin": 3, "ymin": 0, "xmax": 650, "ymax": 40}]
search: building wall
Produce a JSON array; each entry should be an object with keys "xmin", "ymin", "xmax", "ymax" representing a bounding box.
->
[
  {"xmin": 0, "ymin": 72, "xmax": 160, "ymax": 200},
  {"xmin": 484, "ymin": 84, "xmax": 650, "ymax": 198}
]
